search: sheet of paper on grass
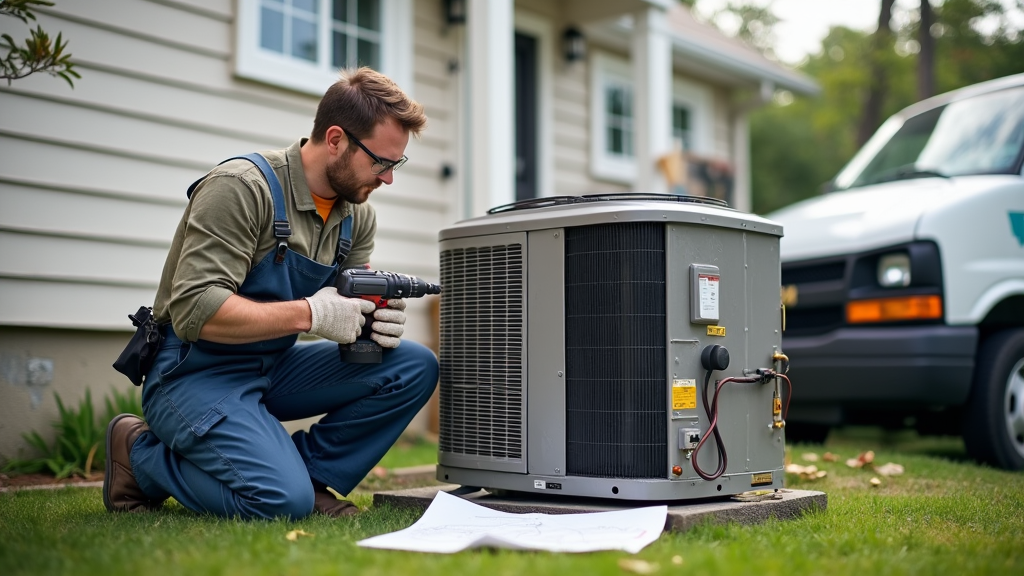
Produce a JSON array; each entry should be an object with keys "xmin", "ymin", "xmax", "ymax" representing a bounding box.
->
[{"xmin": 357, "ymin": 490, "xmax": 667, "ymax": 554}]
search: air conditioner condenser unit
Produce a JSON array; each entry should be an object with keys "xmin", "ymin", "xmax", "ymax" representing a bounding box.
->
[{"xmin": 437, "ymin": 195, "xmax": 789, "ymax": 501}]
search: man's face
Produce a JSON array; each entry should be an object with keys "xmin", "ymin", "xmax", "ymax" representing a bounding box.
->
[
  {"xmin": 325, "ymin": 146, "xmax": 371, "ymax": 204},
  {"xmin": 326, "ymin": 118, "xmax": 410, "ymax": 204}
]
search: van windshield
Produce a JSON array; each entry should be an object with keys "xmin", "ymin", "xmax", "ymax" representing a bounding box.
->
[{"xmin": 833, "ymin": 86, "xmax": 1024, "ymax": 190}]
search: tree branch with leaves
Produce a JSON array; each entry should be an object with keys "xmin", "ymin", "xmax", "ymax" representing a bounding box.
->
[{"xmin": 1, "ymin": 0, "xmax": 79, "ymax": 87}]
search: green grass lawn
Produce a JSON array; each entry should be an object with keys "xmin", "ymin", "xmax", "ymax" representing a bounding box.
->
[
  {"xmin": 1, "ymin": 429, "xmax": 1021, "ymax": 576},
  {"xmin": 374, "ymin": 434, "xmax": 438, "ymax": 470}
]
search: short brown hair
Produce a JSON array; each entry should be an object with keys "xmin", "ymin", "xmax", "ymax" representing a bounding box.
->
[{"xmin": 310, "ymin": 67, "xmax": 426, "ymax": 142}]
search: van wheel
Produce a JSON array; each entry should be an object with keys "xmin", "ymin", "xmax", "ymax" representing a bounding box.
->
[{"xmin": 963, "ymin": 329, "xmax": 1024, "ymax": 470}]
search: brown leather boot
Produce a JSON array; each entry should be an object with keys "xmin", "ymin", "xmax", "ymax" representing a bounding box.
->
[
  {"xmin": 103, "ymin": 414, "xmax": 165, "ymax": 512},
  {"xmin": 313, "ymin": 486, "xmax": 359, "ymax": 517}
]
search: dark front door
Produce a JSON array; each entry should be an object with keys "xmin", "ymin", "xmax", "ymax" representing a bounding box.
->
[{"xmin": 514, "ymin": 32, "xmax": 538, "ymax": 201}]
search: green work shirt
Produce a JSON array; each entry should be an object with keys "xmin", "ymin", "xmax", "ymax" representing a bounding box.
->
[{"xmin": 153, "ymin": 139, "xmax": 376, "ymax": 342}]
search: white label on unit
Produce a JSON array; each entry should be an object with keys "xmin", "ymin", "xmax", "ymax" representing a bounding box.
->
[
  {"xmin": 698, "ymin": 274, "xmax": 720, "ymax": 317},
  {"xmin": 534, "ymin": 480, "xmax": 546, "ymax": 489}
]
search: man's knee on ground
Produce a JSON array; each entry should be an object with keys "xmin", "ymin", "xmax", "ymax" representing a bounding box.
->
[{"xmin": 242, "ymin": 481, "xmax": 315, "ymax": 521}]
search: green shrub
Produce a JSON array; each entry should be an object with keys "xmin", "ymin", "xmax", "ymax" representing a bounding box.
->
[
  {"xmin": 101, "ymin": 386, "xmax": 144, "ymax": 426},
  {"xmin": 1, "ymin": 387, "xmax": 143, "ymax": 479}
]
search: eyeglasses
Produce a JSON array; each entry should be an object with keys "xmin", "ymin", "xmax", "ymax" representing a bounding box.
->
[{"xmin": 341, "ymin": 128, "xmax": 408, "ymax": 175}]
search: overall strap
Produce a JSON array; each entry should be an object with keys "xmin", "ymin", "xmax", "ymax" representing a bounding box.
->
[
  {"xmin": 336, "ymin": 215, "xmax": 353, "ymax": 266},
  {"xmin": 187, "ymin": 153, "xmax": 292, "ymax": 263}
]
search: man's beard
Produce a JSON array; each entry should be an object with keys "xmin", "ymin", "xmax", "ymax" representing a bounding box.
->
[{"xmin": 325, "ymin": 149, "xmax": 378, "ymax": 204}]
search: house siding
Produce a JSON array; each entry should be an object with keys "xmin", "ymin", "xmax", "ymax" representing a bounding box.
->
[
  {"xmin": 558, "ymin": 45, "xmax": 736, "ymax": 195},
  {"xmin": 0, "ymin": 0, "xmax": 452, "ymax": 456},
  {"xmin": 553, "ymin": 60, "xmax": 630, "ymax": 195},
  {"xmin": 0, "ymin": 0, "xmax": 799, "ymax": 460}
]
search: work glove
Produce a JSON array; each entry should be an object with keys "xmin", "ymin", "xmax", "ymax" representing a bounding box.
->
[
  {"xmin": 369, "ymin": 298, "xmax": 406, "ymax": 349},
  {"xmin": 305, "ymin": 287, "xmax": 376, "ymax": 344}
]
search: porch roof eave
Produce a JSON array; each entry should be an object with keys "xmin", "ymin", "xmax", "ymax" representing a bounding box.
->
[{"xmin": 669, "ymin": 35, "xmax": 820, "ymax": 96}]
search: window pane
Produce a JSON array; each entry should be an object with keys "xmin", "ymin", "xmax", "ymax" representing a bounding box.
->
[
  {"xmin": 292, "ymin": 16, "xmax": 318, "ymax": 61},
  {"xmin": 333, "ymin": 0, "xmax": 349, "ymax": 23},
  {"xmin": 607, "ymin": 86, "xmax": 623, "ymax": 115},
  {"xmin": 605, "ymin": 83, "xmax": 633, "ymax": 157},
  {"xmin": 260, "ymin": 6, "xmax": 284, "ymax": 53},
  {"xmin": 357, "ymin": 0, "xmax": 380, "ymax": 30},
  {"xmin": 293, "ymin": 0, "xmax": 317, "ymax": 14},
  {"xmin": 673, "ymin": 106, "xmax": 689, "ymax": 131},
  {"xmin": 333, "ymin": 31, "xmax": 348, "ymax": 67},
  {"xmin": 608, "ymin": 127, "xmax": 623, "ymax": 154},
  {"xmin": 357, "ymin": 37, "xmax": 379, "ymax": 68},
  {"xmin": 673, "ymin": 104, "xmax": 691, "ymax": 151}
]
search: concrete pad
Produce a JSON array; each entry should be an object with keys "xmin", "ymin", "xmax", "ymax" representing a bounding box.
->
[{"xmin": 373, "ymin": 484, "xmax": 827, "ymax": 532}]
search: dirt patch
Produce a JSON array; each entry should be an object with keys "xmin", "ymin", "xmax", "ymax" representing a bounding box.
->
[
  {"xmin": 2, "ymin": 465, "xmax": 439, "ymax": 493},
  {"xmin": 0, "ymin": 472, "xmax": 103, "ymax": 489}
]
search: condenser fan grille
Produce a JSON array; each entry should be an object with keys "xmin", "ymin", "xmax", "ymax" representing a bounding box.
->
[
  {"xmin": 439, "ymin": 244, "xmax": 525, "ymax": 460},
  {"xmin": 565, "ymin": 223, "xmax": 667, "ymax": 478}
]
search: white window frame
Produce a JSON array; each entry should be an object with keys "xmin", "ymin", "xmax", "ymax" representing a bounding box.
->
[
  {"xmin": 590, "ymin": 52, "xmax": 636, "ymax": 183},
  {"xmin": 591, "ymin": 52, "xmax": 716, "ymax": 183},
  {"xmin": 672, "ymin": 76, "xmax": 713, "ymax": 156},
  {"xmin": 236, "ymin": 0, "xmax": 413, "ymax": 96}
]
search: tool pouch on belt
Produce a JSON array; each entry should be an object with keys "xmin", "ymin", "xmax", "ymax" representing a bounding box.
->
[{"xmin": 112, "ymin": 306, "xmax": 164, "ymax": 386}]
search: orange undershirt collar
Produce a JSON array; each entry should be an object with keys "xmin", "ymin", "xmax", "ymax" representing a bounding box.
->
[{"xmin": 310, "ymin": 193, "xmax": 337, "ymax": 223}]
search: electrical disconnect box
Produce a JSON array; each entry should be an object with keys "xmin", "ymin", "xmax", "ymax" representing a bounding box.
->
[
  {"xmin": 690, "ymin": 264, "xmax": 720, "ymax": 324},
  {"xmin": 437, "ymin": 194, "xmax": 789, "ymax": 500}
]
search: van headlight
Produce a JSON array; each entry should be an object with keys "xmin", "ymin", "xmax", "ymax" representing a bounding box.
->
[{"xmin": 877, "ymin": 253, "xmax": 911, "ymax": 287}]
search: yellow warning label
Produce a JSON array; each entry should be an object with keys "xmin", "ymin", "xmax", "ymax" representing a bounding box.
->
[
  {"xmin": 751, "ymin": 472, "xmax": 773, "ymax": 486},
  {"xmin": 707, "ymin": 325, "xmax": 726, "ymax": 337},
  {"xmin": 773, "ymin": 397, "xmax": 782, "ymax": 415},
  {"xmin": 672, "ymin": 380, "xmax": 697, "ymax": 410}
]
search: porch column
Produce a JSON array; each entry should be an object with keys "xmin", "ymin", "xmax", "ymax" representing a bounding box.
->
[
  {"xmin": 730, "ymin": 80, "xmax": 773, "ymax": 213},
  {"xmin": 466, "ymin": 0, "xmax": 515, "ymax": 216},
  {"xmin": 631, "ymin": 6, "xmax": 672, "ymax": 194},
  {"xmin": 731, "ymin": 112, "xmax": 752, "ymax": 213}
]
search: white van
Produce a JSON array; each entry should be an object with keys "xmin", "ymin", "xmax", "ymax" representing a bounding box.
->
[{"xmin": 767, "ymin": 73, "xmax": 1024, "ymax": 470}]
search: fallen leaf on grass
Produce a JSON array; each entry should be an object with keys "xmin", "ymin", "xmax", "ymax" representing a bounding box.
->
[
  {"xmin": 618, "ymin": 558, "xmax": 659, "ymax": 574},
  {"xmin": 875, "ymin": 462, "xmax": 905, "ymax": 476},
  {"xmin": 732, "ymin": 490, "xmax": 783, "ymax": 502},
  {"xmin": 846, "ymin": 450, "xmax": 875, "ymax": 468},
  {"xmin": 801, "ymin": 452, "xmax": 819, "ymax": 462},
  {"xmin": 785, "ymin": 463, "xmax": 828, "ymax": 480},
  {"xmin": 822, "ymin": 452, "xmax": 839, "ymax": 462},
  {"xmin": 870, "ymin": 477, "xmax": 882, "ymax": 487},
  {"xmin": 286, "ymin": 530, "xmax": 315, "ymax": 541}
]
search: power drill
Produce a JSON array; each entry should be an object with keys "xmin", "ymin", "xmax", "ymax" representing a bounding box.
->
[{"xmin": 334, "ymin": 268, "xmax": 442, "ymax": 363}]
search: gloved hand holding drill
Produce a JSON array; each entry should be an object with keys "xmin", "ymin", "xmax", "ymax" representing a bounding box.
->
[
  {"xmin": 305, "ymin": 287, "xmax": 376, "ymax": 344},
  {"xmin": 307, "ymin": 268, "xmax": 440, "ymax": 363},
  {"xmin": 336, "ymin": 268, "xmax": 440, "ymax": 362},
  {"xmin": 305, "ymin": 288, "xmax": 407, "ymax": 347},
  {"xmin": 368, "ymin": 298, "xmax": 406, "ymax": 349}
]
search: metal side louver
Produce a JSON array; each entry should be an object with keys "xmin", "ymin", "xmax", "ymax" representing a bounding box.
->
[{"xmin": 439, "ymin": 243, "xmax": 525, "ymax": 460}]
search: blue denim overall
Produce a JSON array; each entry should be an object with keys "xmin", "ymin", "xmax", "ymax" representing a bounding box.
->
[{"xmin": 129, "ymin": 154, "xmax": 438, "ymax": 520}]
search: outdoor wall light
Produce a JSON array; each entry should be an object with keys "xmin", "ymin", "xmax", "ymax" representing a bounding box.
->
[
  {"xmin": 444, "ymin": 0, "xmax": 466, "ymax": 25},
  {"xmin": 563, "ymin": 26, "xmax": 586, "ymax": 63}
]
